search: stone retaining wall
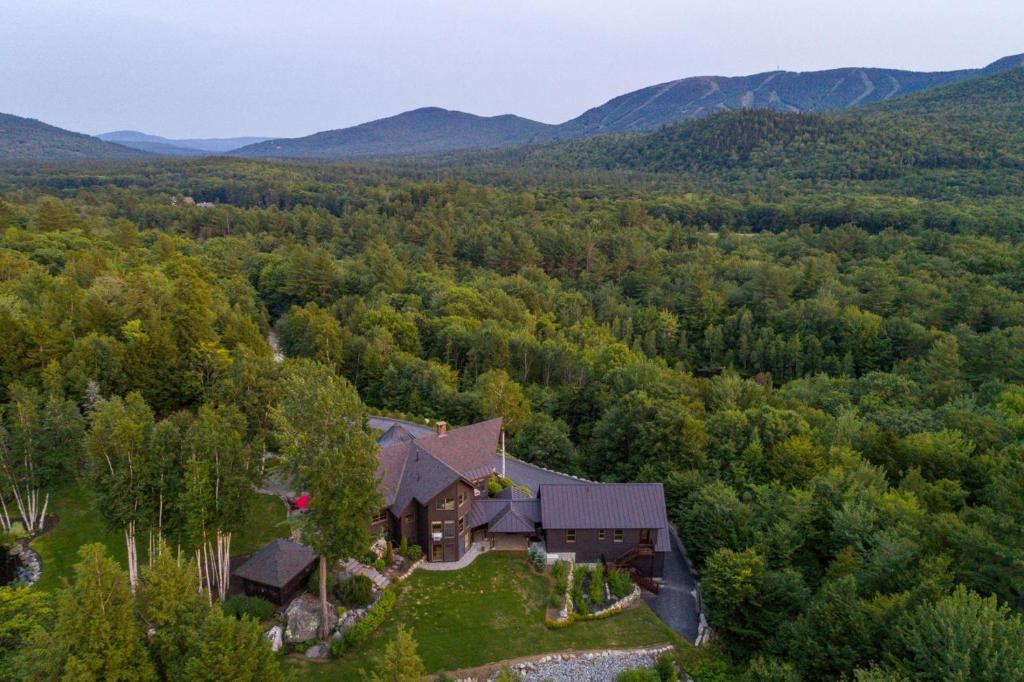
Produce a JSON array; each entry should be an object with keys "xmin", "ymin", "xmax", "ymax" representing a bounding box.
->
[{"xmin": 483, "ymin": 645, "xmax": 676, "ymax": 682}]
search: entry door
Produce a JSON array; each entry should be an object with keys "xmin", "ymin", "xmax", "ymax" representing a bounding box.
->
[{"xmin": 443, "ymin": 543, "xmax": 456, "ymax": 561}]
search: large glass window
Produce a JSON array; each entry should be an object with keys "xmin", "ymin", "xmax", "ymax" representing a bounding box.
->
[
  {"xmin": 443, "ymin": 521, "xmax": 456, "ymax": 538},
  {"xmin": 437, "ymin": 495, "xmax": 455, "ymax": 511}
]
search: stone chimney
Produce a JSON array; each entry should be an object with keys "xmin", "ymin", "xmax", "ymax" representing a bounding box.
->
[{"xmin": 436, "ymin": 421, "xmax": 448, "ymax": 437}]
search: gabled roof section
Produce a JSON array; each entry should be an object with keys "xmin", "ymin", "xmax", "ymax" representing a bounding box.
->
[
  {"xmin": 232, "ymin": 539, "xmax": 316, "ymax": 588},
  {"xmin": 389, "ymin": 447, "xmax": 462, "ymax": 515},
  {"xmin": 378, "ymin": 423, "xmax": 417, "ymax": 446},
  {"xmin": 416, "ymin": 418, "xmax": 501, "ymax": 481},
  {"xmin": 539, "ymin": 483, "xmax": 670, "ymax": 533},
  {"xmin": 489, "ymin": 505, "xmax": 538, "ymax": 534},
  {"xmin": 465, "ymin": 498, "xmax": 540, "ymax": 533}
]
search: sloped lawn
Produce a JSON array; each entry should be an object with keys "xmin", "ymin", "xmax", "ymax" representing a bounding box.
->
[
  {"xmin": 285, "ymin": 551, "xmax": 677, "ymax": 681},
  {"xmin": 31, "ymin": 482, "xmax": 289, "ymax": 591}
]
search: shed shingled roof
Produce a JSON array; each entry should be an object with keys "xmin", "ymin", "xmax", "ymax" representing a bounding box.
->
[{"xmin": 232, "ymin": 539, "xmax": 316, "ymax": 589}]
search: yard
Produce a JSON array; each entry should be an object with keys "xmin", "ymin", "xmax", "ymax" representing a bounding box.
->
[
  {"xmin": 30, "ymin": 482, "xmax": 289, "ymax": 591},
  {"xmin": 285, "ymin": 551, "xmax": 680, "ymax": 681}
]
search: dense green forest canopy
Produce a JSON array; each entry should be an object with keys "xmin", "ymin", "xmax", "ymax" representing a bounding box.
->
[{"xmin": 2, "ymin": 68, "xmax": 1024, "ymax": 679}]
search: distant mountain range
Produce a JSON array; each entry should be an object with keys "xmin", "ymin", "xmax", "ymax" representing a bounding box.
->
[
  {"xmin": 1, "ymin": 52, "xmax": 1022, "ymax": 161},
  {"xmin": 232, "ymin": 52, "xmax": 1024, "ymax": 159},
  {"xmin": 98, "ymin": 130, "xmax": 273, "ymax": 156}
]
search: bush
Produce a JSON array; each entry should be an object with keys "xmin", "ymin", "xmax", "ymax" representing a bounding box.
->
[
  {"xmin": 591, "ymin": 563, "xmax": 605, "ymax": 604},
  {"xmin": 495, "ymin": 669, "xmax": 522, "ymax": 682},
  {"xmin": 342, "ymin": 588, "xmax": 396, "ymax": 650},
  {"xmin": 337, "ymin": 574, "xmax": 374, "ymax": 607},
  {"xmin": 498, "ymin": 476, "xmax": 513, "ymax": 488},
  {"xmin": 656, "ymin": 653, "xmax": 678, "ymax": 682},
  {"xmin": 608, "ymin": 567, "xmax": 634, "ymax": 598},
  {"xmin": 307, "ymin": 563, "xmax": 336, "ymax": 595},
  {"xmin": 552, "ymin": 559, "xmax": 569, "ymax": 593},
  {"xmin": 374, "ymin": 558, "xmax": 386, "ymax": 572},
  {"xmin": 402, "ymin": 543, "xmax": 423, "ymax": 562},
  {"xmin": 221, "ymin": 595, "xmax": 275, "ymax": 622},
  {"xmin": 399, "ymin": 535, "xmax": 408, "ymax": 557},
  {"xmin": 548, "ymin": 591, "xmax": 562, "ymax": 609},
  {"xmin": 329, "ymin": 636, "xmax": 345, "ymax": 658},
  {"xmin": 617, "ymin": 669, "xmax": 660, "ymax": 682},
  {"xmin": 385, "ymin": 542, "xmax": 394, "ymax": 565},
  {"xmin": 487, "ymin": 479, "xmax": 503, "ymax": 497},
  {"xmin": 527, "ymin": 542, "xmax": 546, "ymax": 571}
]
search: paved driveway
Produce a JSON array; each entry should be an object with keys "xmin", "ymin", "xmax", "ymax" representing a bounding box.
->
[{"xmin": 644, "ymin": 527, "xmax": 700, "ymax": 643}]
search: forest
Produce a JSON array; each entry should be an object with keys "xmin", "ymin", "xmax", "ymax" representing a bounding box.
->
[{"xmin": 1, "ymin": 81, "xmax": 1024, "ymax": 681}]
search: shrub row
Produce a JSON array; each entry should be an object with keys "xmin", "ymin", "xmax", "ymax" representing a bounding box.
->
[
  {"xmin": 221, "ymin": 595, "xmax": 275, "ymax": 622},
  {"xmin": 338, "ymin": 587, "xmax": 396, "ymax": 653}
]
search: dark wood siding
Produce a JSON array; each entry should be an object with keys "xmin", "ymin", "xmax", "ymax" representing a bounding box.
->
[
  {"xmin": 543, "ymin": 527, "xmax": 665, "ymax": 577},
  {"xmin": 241, "ymin": 561, "xmax": 315, "ymax": 606},
  {"xmin": 425, "ymin": 480, "xmax": 475, "ymax": 561}
]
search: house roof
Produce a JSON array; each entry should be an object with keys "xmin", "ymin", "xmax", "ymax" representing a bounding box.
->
[
  {"xmin": 466, "ymin": 498, "xmax": 540, "ymax": 533},
  {"xmin": 232, "ymin": 539, "xmax": 316, "ymax": 589},
  {"xmin": 377, "ymin": 423, "xmax": 417, "ymax": 447},
  {"xmin": 376, "ymin": 418, "xmax": 502, "ymax": 515},
  {"xmin": 494, "ymin": 485, "xmax": 531, "ymax": 500},
  {"xmin": 539, "ymin": 483, "xmax": 670, "ymax": 534}
]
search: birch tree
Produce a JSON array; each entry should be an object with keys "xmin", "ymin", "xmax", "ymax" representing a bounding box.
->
[
  {"xmin": 0, "ymin": 381, "xmax": 82, "ymax": 534},
  {"xmin": 180, "ymin": 404, "xmax": 258, "ymax": 602},
  {"xmin": 273, "ymin": 360, "xmax": 382, "ymax": 640},
  {"xmin": 84, "ymin": 392, "xmax": 154, "ymax": 591}
]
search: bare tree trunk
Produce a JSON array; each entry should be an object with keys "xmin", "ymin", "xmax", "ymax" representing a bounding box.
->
[
  {"xmin": 124, "ymin": 521, "xmax": 138, "ymax": 593},
  {"xmin": 0, "ymin": 493, "xmax": 11, "ymax": 532},
  {"xmin": 319, "ymin": 555, "xmax": 329, "ymax": 641},
  {"xmin": 213, "ymin": 530, "xmax": 231, "ymax": 602}
]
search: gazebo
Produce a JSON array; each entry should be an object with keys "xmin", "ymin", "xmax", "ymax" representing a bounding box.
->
[{"xmin": 232, "ymin": 539, "xmax": 317, "ymax": 606}]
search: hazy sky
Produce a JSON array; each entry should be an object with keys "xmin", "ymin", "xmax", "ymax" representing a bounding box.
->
[{"xmin": 2, "ymin": 0, "xmax": 1022, "ymax": 138}]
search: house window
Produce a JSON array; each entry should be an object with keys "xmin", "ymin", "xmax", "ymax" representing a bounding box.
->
[
  {"xmin": 458, "ymin": 491, "xmax": 466, "ymax": 507},
  {"xmin": 443, "ymin": 521, "xmax": 456, "ymax": 539},
  {"xmin": 458, "ymin": 516, "xmax": 465, "ymax": 534},
  {"xmin": 371, "ymin": 509, "xmax": 388, "ymax": 524},
  {"xmin": 432, "ymin": 542, "xmax": 442, "ymax": 560},
  {"xmin": 640, "ymin": 529, "xmax": 651, "ymax": 544},
  {"xmin": 566, "ymin": 529, "xmax": 576, "ymax": 544},
  {"xmin": 598, "ymin": 530, "xmax": 606, "ymax": 541},
  {"xmin": 437, "ymin": 495, "xmax": 455, "ymax": 511},
  {"xmin": 614, "ymin": 529, "xmax": 624, "ymax": 543},
  {"xmin": 431, "ymin": 521, "xmax": 442, "ymax": 539},
  {"xmin": 405, "ymin": 514, "xmax": 412, "ymax": 524}
]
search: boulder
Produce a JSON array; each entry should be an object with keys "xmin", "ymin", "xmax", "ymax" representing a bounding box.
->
[
  {"xmin": 304, "ymin": 643, "xmax": 329, "ymax": 659},
  {"xmin": 284, "ymin": 594, "xmax": 338, "ymax": 644},
  {"xmin": 264, "ymin": 625, "xmax": 283, "ymax": 652}
]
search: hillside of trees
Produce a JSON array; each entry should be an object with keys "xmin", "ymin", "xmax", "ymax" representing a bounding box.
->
[{"xmin": 0, "ymin": 149, "xmax": 1022, "ymax": 679}]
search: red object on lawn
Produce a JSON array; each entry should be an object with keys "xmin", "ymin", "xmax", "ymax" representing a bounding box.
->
[{"xmin": 295, "ymin": 494, "xmax": 310, "ymax": 510}]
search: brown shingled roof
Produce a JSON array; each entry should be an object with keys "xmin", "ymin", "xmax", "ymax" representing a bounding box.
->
[
  {"xmin": 232, "ymin": 539, "xmax": 316, "ymax": 588},
  {"xmin": 376, "ymin": 418, "xmax": 502, "ymax": 515}
]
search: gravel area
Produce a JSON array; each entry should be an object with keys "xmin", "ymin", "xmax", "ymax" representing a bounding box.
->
[{"xmin": 490, "ymin": 647, "xmax": 673, "ymax": 682}]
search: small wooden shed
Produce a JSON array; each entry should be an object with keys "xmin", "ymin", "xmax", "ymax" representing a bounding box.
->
[{"xmin": 232, "ymin": 539, "xmax": 317, "ymax": 606}]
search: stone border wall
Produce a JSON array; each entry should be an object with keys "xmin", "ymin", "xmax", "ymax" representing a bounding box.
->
[{"xmin": 394, "ymin": 556, "xmax": 424, "ymax": 582}]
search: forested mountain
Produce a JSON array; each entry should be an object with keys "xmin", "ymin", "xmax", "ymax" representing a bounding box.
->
[
  {"xmin": 0, "ymin": 113, "xmax": 149, "ymax": 160},
  {"xmin": 555, "ymin": 52, "xmax": 1024, "ymax": 135},
  {"xmin": 235, "ymin": 107, "xmax": 554, "ymax": 159},
  {"xmin": 487, "ymin": 67, "xmax": 1024, "ymax": 193},
  {"xmin": 98, "ymin": 130, "xmax": 273, "ymax": 156},
  {"xmin": 234, "ymin": 53, "xmax": 1024, "ymax": 159}
]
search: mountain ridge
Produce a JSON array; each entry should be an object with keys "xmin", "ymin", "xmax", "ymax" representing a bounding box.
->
[
  {"xmin": 0, "ymin": 113, "xmax": 149, "ymax": 160},
  {"xmin": 232, "ymin": 52, "xmax": 1024, "ymax": 159},
  {"xmin": 98, "ymin": 130, "xmax": 273, "ymax": 155}
]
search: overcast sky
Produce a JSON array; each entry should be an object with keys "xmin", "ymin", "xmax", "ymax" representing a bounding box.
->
[{"xmin": 1, "ymin": 0, "xmax": 1022, "ymax": 138}]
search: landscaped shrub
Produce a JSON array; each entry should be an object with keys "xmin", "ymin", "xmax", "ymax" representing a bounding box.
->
[
  {"xmin": 527, "ymin": 542, "xmax": 546, "ymax": 571},
  {"xmin": 495, "ymin": 668, "xmax": 522, "ymax": 682},
  {"xmin": 329, "ymin": 637, "xmax": 345, "ymax": 659},
  {"xmin": 307, "ymin": 563, "xmax": 336, "ymax": 595},
  {"xmin": 487, "ymin": 479, "xmax": 503, "ymax": 497},
  {"xmin": 591, "ymin": 563, "xmax": 605, "ymax": 604},
  {"xmin": 402, "ymin": 543, "xmax": 423, "ymax": 561},
  {"xmin": 337, "ymin": 574, "xmax": 374, "ymax": 607},
  {"xmin": 498, "ymin": 476, "xmax": 513, "ymax": 488},
  {"xmin": 399, "ymin": 535, "xmax": 408, "ymax": 558},
  {"xmin": 385, "ymin": 542, "xmax": 394, "ymax": 566},
  {"xmin": 608, "ymin": 567, "xmax": 634, "ymax": 598},
  {"xmin": 655, "ymin": 653, "xmax": 679, "ymax": 682},
  {"xmin": 617, "ymin": 669, "xmax": 660, "ymax": 682},
  {"xmin": 221, "ymin": 595, "xmax": 275, "ymax": 622},
  {"xmin": 374, "ymin": 557, "xmax": 386, "ymax": 572},
  {"xmin": 548, "ymin": 591, "xmax": 561, "ymax": 609},
  {"xmin": 342, "ymin": 587, "xmax": 396, "ymax": 650}
]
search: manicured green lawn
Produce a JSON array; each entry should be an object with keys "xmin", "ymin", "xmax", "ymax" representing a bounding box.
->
[
  {"xmin": 284, "ymin": 551, "xmax": 678, "ymax": 681},
  {"xmin": 30, "ymin": 482, "xmax": 289, "ymax": 591}
]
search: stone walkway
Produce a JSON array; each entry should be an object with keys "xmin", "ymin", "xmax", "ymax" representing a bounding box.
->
[
  {"xmin": 418, "ymin": 541, "xmax": 491, "ymax": 571},
  {"xmin": 341, "ymin": 558, "xmax": 390, "ymax": 589}
]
